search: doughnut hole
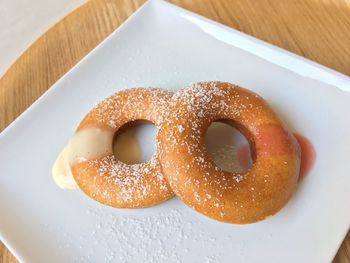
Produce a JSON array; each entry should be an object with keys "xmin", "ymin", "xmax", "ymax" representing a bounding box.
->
[
  {"xmin": 205, "ymin": 121, "xmax": 253, "ymax": 172},
  {"xmin": 113, "ymin": 120, "xmax": 156, "ymax": 164}
]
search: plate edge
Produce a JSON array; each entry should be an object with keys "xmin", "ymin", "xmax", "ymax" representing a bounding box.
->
[{"xmin": 156, "ymin": 0, "xmax": 350, "ymax": 92}]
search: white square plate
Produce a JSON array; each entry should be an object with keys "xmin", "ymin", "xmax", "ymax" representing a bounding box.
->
[{"xmin": 1, "ymin": 0, "xmax": 350, "ymax": 262}]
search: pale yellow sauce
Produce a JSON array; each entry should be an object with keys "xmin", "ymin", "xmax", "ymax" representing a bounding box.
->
[{"xmin": 52, "ymin": 128, "xmax": 114, "ymax": 189}]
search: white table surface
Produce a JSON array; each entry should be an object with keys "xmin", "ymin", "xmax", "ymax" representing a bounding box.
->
[{"xmin": 0, "ymin": 0, "xmax": 86, "ymax": 77}]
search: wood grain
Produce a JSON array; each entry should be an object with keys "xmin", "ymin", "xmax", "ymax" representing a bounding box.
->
[{"xmin": 1, "ymin": 0, "xmax": 350, "ymax": 262}]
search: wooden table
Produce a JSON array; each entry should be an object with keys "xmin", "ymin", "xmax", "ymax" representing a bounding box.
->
[{"xmin": 1, "ymin": 0, "xmax": 350, "ymax": 262}]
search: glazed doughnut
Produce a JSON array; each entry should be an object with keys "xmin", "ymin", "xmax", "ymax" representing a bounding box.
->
[
  {"xmin": 54, "ymin": 88, "xmax": 174, "ymax": 208},
  {"xmin": 158, "ymin": 82, "xmax": 301, "ymax": 224}
]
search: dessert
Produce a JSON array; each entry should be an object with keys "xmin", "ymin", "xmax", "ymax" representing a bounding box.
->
[
  {"xmin": 158, "ymin": 81, "xmax": 301, "ymax": 224},
  {"xmin": 53, "ymin": 88, "xmax": 174, "ymax": 208}
]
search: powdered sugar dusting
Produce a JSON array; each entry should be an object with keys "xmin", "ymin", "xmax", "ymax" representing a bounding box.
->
[
  {"xmin": 76, "ymin": 206, "xmax": 222, "ymax": 262},
  {"xmin": 49, "ymin": 203, "xmax": 275, "ymax": 262},
  {"xmin": 90, "ymin": 88, "xmax": 172, "ymax": 129},
  {"xmin": 86, "ymin": 155, "xmax": 170, "ymax": 207}
]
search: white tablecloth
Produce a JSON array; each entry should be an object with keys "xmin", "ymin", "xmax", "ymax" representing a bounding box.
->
[{"xmin": 0, "ymin": 0, "xmax": 86, "ymax": 77}]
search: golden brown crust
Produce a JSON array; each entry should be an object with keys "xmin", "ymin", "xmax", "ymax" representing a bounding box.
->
[
  {"xmin": 72, "ymin": 88, "xmax": 174, "ymax": 208},
  {"xmin": 158, "ymin": 81, "xmax": 301, "ymax": 224}
]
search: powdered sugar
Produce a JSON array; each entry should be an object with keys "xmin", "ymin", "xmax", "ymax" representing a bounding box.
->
[
  {"xmin": 177, "ymin": 125, "xmax": 185, "ymax": 133},
  {"xmin": 77, "ymin": 206, "xmax": 222, "ymax": 263},
  {"xmin": 85, "ymin": 154, "xmax": 171, "ymax": 207},
  {"xmin": 91, "ymin": 88, "xmax": 172, "ymax": 129}
]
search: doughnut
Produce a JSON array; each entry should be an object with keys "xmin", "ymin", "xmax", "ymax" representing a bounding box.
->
[
  {"xmin": 52, "ymin": 88, "xmax": 174, "ymax": 208},
  {"xmin": 158, "ymin": 81, "xmax": 301, "ymax": 224}
]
